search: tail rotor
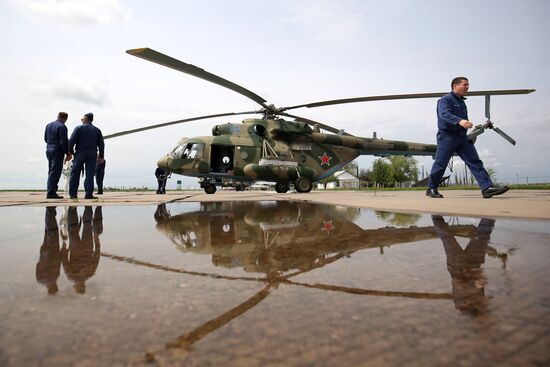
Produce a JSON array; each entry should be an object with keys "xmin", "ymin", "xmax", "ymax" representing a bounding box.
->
[{"xmin": 468, "ymin": 95, "xmax": 517, "ymax": 145}]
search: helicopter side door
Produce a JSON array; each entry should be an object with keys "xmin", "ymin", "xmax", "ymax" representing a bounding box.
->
[{"xmin": 210, "ymin": 145, "xmax": 235, "ymax": 174}]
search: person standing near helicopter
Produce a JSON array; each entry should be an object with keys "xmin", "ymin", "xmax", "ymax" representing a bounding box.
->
[
  {"xmin": 44, "ymin": 112, "xmax": 72, "ymax": 199},
  {"xmin": 68, "ymin": 113, "xmax": 104, "ymax": 199},
  {"xmin": 155, "ymin": 166, "xmax": 171, "ymax": 194},
  {"xmin": 426, "ymin": 77, "xmax": 509, "ymax": 199}
]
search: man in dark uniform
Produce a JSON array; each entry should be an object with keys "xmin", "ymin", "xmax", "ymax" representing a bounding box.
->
[
  {"xmin": 95, "ymin": 157, "xmax": 106, "ymax": 195},
  {"xmin": 427, "ymin": 77, "xmax": 509, "ymax": 199},
  {"xmin": 69, "ymin": 113, "xmax": 105, "ymax": 199},
  {"xmin": 44, "ymin": 112, "xmax": 72, "ymax": 199},
  {"xmin": 155, "ymin": 166, "xmax": 170, "ymax": 194},
  {"xmin": 61, "ymin": 206, "xmax": 101, "ymax": 294},
  {"xmin": 36, "ymin": 207, "xmax": 62, "ymax": 295}
]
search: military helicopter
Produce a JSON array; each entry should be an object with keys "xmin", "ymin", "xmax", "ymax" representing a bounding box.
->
[{"xmin": 104, "ymin": 48, "xmax": 534, "ymax": 194}]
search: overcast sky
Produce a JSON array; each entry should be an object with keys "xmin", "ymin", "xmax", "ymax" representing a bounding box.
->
[{"xmin": 1, "ymin": 0, "xmax": 548, "ymax": 189}]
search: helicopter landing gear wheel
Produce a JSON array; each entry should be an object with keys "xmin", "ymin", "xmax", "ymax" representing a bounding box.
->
[
  {"xmin": 275, "ymin": 182, "xmax": 289, "ymax": 193},
  {"xmin": 204, "ymin": 183, "xmax": 217, "ymax": 194},
  {"xmin": 295, "ymin": 177, "xmax": 312, "ymax": 193}
]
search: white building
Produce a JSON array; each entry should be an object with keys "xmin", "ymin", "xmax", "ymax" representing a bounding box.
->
[{"xmin": 319, "ymin": 170, "xmax": 360, "ymax": 189}]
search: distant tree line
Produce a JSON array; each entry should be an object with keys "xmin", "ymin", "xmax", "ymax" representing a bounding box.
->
[{"xmin": 361, "ymin": 156, "xmax": 419, "ymax": 187}]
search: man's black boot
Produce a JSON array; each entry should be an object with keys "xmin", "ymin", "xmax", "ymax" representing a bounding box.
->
[
  {"xmin": 482, "ymin": 186, "xmax": 510, "ymax": 198},
  {"xmin": 426, "ymin": 188, "xmax": 444, "ymax": 198}
]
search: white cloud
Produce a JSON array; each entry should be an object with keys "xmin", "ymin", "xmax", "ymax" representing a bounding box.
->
[
  {"xmin": 282, "ymin": 0, "xmax": 365, "ymax": 41},
  {"xmin": 31, "ymin": 71, "xmax": 109, "ymax": 105},
  {"xmin": 26, "ymin": 157, "xmax": 42, "ymax": 164},
  {"xmin": 478, "ymin": 148, "xmax": 501, "ymax": 168},
  {"xmin": 9, "ymin": 0, "xmax": 132, "ymax": 26}
]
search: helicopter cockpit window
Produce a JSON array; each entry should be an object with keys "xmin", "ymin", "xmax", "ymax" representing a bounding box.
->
[
  {"xmin": 170, "ymin": 144, "xmax": 185, "ymax": 159},
  {"xmin": 187, "ymin": 143, "xmax": 203, "ymax": 159},
  {"xmin": 170, "ymin": 143, "xmax": 203, "ymax": 159}
]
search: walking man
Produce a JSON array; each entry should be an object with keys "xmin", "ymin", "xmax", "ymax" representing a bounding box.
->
[
  {"xmin": 44, "ymin": 112, "xmax": 72, "ymax": 199},
  {"xmin": 426, "ymin": 77, "xmax": 509, "ymax": 199},
  {"xmin": 69, "ymin": 113, "xmax": 104, "ymax": 199}
]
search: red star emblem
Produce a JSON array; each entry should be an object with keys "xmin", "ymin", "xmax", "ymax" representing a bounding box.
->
[
  {"xmin": 318, "ymin": 152, "xmax": 332, "ymax": 166},
  {"xmin": 321, "ymin": 220, "xmax": 335, "ymax": 233}
]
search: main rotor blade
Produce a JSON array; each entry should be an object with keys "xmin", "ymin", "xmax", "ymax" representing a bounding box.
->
[
  {"xmin": 127, "ymin": 48, "xmax": 269, "ymax": 109},
  {"xmin": 282, "ymin": 89, "xmax": 535, "ymax": 111},
  {"xmin": 103, "ymin": 111, "xmax": 257, "ymax": 139},
  {"xmin": 280, "ymin": 112, "xmax": 353, "ymax": 136},
  {"xmin": 493, "ymin": 127, "xmax": 517, "ymax": 146}
]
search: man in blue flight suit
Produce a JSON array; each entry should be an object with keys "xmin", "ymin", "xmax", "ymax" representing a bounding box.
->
[
  {"xmin": 69, "ymin": 113, "xmax": 105, "ymax": 199},
  {"xmin": 155, "ymin": 166, "xmax": 170, "ymax": 194},
  {"xmin": 427, "ymin": 77, "xmax": 509, "ymax": 199},
  {"xmin": 44, "ymin": 112, "xmax": 72, "ymax": 199}
]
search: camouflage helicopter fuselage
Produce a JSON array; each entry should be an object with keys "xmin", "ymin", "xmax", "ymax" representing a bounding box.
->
[{"xmin": 157, "ymin": 117, "xmax": 437, "ymax": 192}]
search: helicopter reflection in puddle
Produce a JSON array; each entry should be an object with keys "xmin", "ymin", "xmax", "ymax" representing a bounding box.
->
[
  {"xmin": 154, "ymin": 201, "xmax": 441, "ymax": 275},
  {"xmin": 140, "ymin": 202, "xmax": 514, "ymax": 359},
  {"xmin": 154, "ymin": 201, "xmax": 508, "ymax": 315}
]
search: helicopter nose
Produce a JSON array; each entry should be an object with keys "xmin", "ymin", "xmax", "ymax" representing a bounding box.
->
[{"xmin": 157, "ymin": 155, "xmax": 170, "ymax": 170}]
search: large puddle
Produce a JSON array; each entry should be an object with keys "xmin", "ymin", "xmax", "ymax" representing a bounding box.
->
[{"xmin": 0, "ymin": 202, "xmax": 549, "ymax": 366}]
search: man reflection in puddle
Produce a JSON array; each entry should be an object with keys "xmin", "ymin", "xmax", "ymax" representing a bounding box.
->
[
  {"xmin": 61, "ymin": 206, "xmax": 102, "ymax": 294},
  {"xmin": 154, "ymin": 204, "xmax": 171, "ymax": 222},
  {"xmin": 432, "ymin": 215, "xmax": 495, "ymax": 315},
  {"xmin": 36, "ymin": 207, "xmax": 62, "ymax": 295}
]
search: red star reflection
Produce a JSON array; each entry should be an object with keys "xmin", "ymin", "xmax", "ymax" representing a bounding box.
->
[{"xmin": 321, "ymin": 220, "xmax": 335, "ymax": 233}]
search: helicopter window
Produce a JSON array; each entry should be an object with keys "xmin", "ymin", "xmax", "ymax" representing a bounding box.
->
[
  {"xmin": 170, "ymin": 143, "xmax": 203, "ymax": 159},
  {"xmin": 253, "ymin": 124, "xmax": 267, "ymax": 137},
  {"xmin": 170, "ymin": 144, "xmax": 186, "ymax": 159},
  {"xmin": 188, "ymin": 143, "xmax": 203, "ymax": 159}
]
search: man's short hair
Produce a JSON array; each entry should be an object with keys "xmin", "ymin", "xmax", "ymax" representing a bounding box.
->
[
  {"xmin": 58, "ymin": 112, "xmax": 68, "ymax": 120},
  {"xmin": 451, "ymin": 77, "xmax": 468, "ymax": 89}
]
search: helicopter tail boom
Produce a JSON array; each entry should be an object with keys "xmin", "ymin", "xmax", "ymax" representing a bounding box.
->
[{"xmin": 310, "ymin": 133, "xmax": 437, "ymax": 157}]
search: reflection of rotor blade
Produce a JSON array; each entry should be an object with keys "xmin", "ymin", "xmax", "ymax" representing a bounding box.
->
[
  {"xmin": 100, "ymin": 252, "xmax": 263, "ymax": 282},
  {"xmin": 103, "ymin": 111, "xmax": 256, "ymax": 139},
  {"xmin": 286, "ymin": 280, "xmax": 452, "ymax": 300},
  {"xmin": 282, "ymin": 89, "xmax": 535, "ymax": 111},
  {"xmin": 164, "ymin": 286, "xmax": 271, "ymax": 351},
  {"xmin": 280, "ymin": 112, "xmax": 353, "ymax": 136},
  {"xmin": 127, "ymin": 48, "xmax": 268, "ymax": 109},
  {"xmin": 493, "ymin": 127, "xmax": 517, "ymax": 145}
]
